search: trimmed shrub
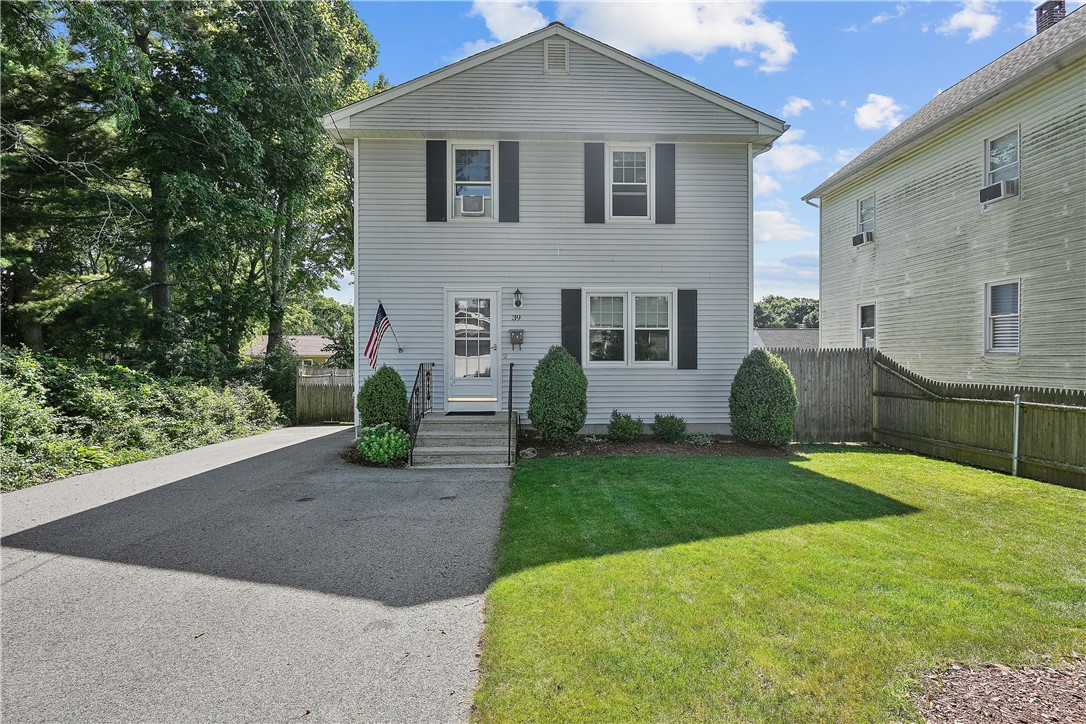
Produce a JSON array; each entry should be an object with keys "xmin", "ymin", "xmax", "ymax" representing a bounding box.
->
[
  {"xmin": 608, "ymin": 409, "xmax": 643, "ymax": 441},
  {"xmin": 356, "ymin": 366, "xmax": 409, "ymax": 430},
  {"xmin": 527, "ymin": 345, "xmax": 588, "ymax": 445},
  {"xmin": 651, "ymin": 414, "xmax": 687, "ymax": 443},
  {"xmin": 356, "ymin": 423, "xmax": 410, "ymax": 465},
  {"xmin": 728, "ymin": 349, "xmax": 798, "ymax": 446}
]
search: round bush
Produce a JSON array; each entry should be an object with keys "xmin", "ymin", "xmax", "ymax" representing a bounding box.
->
[
  {"xmin": 651, "ymin": 413, "xmax": 687, "ymax": 443},
  {"xmin": 356, "ymin": 423, "xmax": 410, "ymax": 465},
  {"xmin": 728, "ymin": 349, "xmax": 798, "ymax": 446},
  {"xmin": 608, "ymin": 409, "xmax": 642, "ymax": 441},
  {"xmin": 528, "ymin": 345, "xmax": 588, "ymax": 445},
  {"xmin": 356, "ymin": 366, "xmax": 409, "ymax": 430}
]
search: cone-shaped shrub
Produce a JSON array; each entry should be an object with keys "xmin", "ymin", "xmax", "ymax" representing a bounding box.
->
[
  {"xmin": 728, "ymin": 349, "xmax": 797, "ymax": 446},
  {"xmin": 356, "ymin": 366, "xmax": 408, "ymax": 430},
  {"xmin": 528, "ymin": 345, "xmax": 588, "ymax": 445}
]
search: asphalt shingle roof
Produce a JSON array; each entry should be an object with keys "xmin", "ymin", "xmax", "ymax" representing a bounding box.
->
[
  {"xmin": 803, "ymin": 8, "xmax": 1086, "ymax": 200},
  {"xmin": 753, "ymin": 328, "xmax": 820, "ymax": 349},
  {"xmin": 244, "ymin": 335, "xmax": 334, "ymax": 358}
]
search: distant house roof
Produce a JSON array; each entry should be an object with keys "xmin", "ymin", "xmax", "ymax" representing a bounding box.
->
[
  {"xmin": 244, "ymin": 335, "xmax": 334, "ymax": 358},
  {"xmin": 753, "ymin": 328, "xmax": 820, "ymax": 349},
  {"xmin": 803, "ymin": 8, "xmax": 1086, "ymax": 200}
]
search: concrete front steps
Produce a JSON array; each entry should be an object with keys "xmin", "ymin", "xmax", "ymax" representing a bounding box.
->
[{"xmin": 411, "ymin": 413, "xmax": 513, "ymax": 467}]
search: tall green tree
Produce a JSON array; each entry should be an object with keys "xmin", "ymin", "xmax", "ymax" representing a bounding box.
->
[{"xmin": 754, "ymin": 296, "xmax": 820, "ymax": 329}]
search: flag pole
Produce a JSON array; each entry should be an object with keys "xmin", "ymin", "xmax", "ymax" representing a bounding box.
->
[{"xmin": 377, "ymin": 299, "xmax": 405, "ymax": 352}]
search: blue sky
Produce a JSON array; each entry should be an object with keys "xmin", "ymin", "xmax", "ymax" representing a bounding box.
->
[{"xmin": 326, "ymin": 0, "xmax": 1072, "ymax": 304}]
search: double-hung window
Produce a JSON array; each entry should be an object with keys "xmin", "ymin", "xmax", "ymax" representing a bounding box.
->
[
  {"xmin": 587, "ymin": 291, "xmax": 673, "ymax": 364},
  {"xmin": 986, "ymin": 280, "xmax": 1020, "ymax": 353},
  {"xmin": 859, "ymin": 303, "xmax": 876, "ymax": 348},
  {"xmin": 451, "ymin": 145, "xmax": 495, "ymax": 219},
  {"xmin": 986, "ymin": 129, "xmax": 1020, "ymax": 187},
  {"xmin": 857, "ymin": 195, "xmax": 875, "ymax": 238},
  {"xmin": 609, "ymin": 147, "xmax": 651, "ymax": 219}
]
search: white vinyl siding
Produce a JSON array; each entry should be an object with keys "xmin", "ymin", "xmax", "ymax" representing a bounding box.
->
[
  {"xmin": 818, "ymin": 60, "xmax": 1085, "ymax": 389},
  {"xmin": 986, "ymin": 280, "xmax": 1020, "ymax": 353},
  {"xmin": 348, "ymin": 40, "xmax": 761, "ymax": 139},
  {"xmin": 355, "ymin": 140, "xmax": 751, "ymax": 428}
]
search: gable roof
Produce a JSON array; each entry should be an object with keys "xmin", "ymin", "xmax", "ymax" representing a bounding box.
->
[
  {"xmin": 753, "ymin": 328, "xmax": 820, "ymax": 349},
  {"xmin": 803, "ymin": 8, "xmax": 1086, "ymax": 201},
  {"xmin": 244, "ymin": 335, "xmax": 334, "ymax": 358},
  {"xmin": 323, "ymin": 22, "xmax": 786, "ymax": 139}
]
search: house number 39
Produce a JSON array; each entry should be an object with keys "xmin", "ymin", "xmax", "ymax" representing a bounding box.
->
[{"xmin": 511, "ymin": 314, "xmax": 522, "ymax": 321}]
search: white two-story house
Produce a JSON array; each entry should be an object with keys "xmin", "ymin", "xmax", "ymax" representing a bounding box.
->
[
  {"xmin": 324, "ymin": 22, "xmax": 786, "ymax": 432},
  {"xmin": 804, "ymin": 3, "xmax": 1085, "ymax": 390}
]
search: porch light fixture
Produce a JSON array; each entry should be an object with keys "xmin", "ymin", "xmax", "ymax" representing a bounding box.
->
[{"xmin": 513, "ymin": 288, "xmax": 523, "ymax": 308}]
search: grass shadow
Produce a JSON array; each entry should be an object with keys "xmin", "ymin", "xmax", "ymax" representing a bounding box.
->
[{"xmin": 496, "ymin": 454, "xmax": 919, "ymax": 577}]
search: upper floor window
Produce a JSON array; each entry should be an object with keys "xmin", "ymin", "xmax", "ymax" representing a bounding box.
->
[
  {"xmin": 986, "ymin": 130, "xmax": 1019, "ymax": 186},
  {"xmin": 859, "ymin": 303, "xmax": 876, "ymax": 348},
  {"xmin": 986, "ymin": 280, "xmax": 1020, "ymax": 353},
  {"xmin": 857, "ymin": 195, "xmax": 875, "ymax": 234},
  {"xmin": 452, "ymin": 145, "xmax": 495, "ymax": 219},
  {"xmin": 609, "ymin": 147, "xmax": 651, "ymax": 219},
  {"xmin": 587, "ymin": 291, "xmax": 673, "ymax": 364}
]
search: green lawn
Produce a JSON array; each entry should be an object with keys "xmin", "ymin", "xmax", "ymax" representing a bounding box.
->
[{"xmin": 474, "ymin": 448, "xmax": 1086, "ymax": 723}]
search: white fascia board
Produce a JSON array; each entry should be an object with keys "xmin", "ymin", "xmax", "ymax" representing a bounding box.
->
[{"xmin": 323, "ymin": 24, "xmax": 787, "ymax": 137}]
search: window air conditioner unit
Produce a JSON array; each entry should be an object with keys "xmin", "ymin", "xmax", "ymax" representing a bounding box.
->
[
  {"xmin": 852, "ymin": 231, "xmax": 875, "ymax": 246},
  {"xmin": 459, "ymin": 195, "xmax": 486, "ymax": 216},
  {"xmin": 979, "ymin": 178, "xmax": 1018, "ymax": 203}
]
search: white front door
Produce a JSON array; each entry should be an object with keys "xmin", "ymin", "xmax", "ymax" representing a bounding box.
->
[{"xmin": 446, "ymin": 291, "xmax": 500, "ymax": 412}]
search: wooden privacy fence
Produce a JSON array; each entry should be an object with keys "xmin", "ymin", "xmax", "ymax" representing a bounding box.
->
[
  {"xmin": 296, "ymin": 367, "xmax": 354, "ymax": 424},
  {"xmin": 769, "ymin": 348, "xmax": 874, "ymax": 443},
  {"xmin": 871, "ymin": 354, "xmax": 1086, "ymax": 489},
  {"xmin": 770, "ymin": 348, "xmax": 1085, "ymax": 489}
]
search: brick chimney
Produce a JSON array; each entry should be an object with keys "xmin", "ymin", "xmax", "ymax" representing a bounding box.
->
[{"xmin": 1035, "ymin": 0, "xmax": 1066, "ymax": 33}]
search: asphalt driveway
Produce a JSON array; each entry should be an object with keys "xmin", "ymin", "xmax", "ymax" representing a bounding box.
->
[{"xmin": 1, "ymin": 426, "xmax": 511, "ymax": 723}]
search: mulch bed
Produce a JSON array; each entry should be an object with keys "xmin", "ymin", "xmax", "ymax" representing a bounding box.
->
[
  {"xmin": 913, "ymin": 655, "xmax": 1085, "ymax": 723},
  {"xmin": 518, "ymin": 431, "xmax": 792, "ymax": 460}
]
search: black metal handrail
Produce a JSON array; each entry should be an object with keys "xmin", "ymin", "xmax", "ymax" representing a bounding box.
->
[
  {"xmin": 408, "ymin": 362, "xmax": 434, "ymax": 466},
  {"xmin": 507, "ymin": 362, "xmax": 517, "ymax": 465}
]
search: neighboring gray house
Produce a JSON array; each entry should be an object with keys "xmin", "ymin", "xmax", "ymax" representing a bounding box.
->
[
  {"xmin": 753, "ymin": 328, "xmax": 820, "ymax": 350},
  {"xmin": 324, "ymin": 22, "xmax": 786, "ymax": 431},
  {"xmin": 804, "ymin": 3, "xmax": 1085, "ymax": 390}
]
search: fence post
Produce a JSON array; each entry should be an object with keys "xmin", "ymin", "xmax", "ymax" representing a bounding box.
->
[{"xmin": 1011, "ymin": 393, "xmax": 1021, "ymax": 477}]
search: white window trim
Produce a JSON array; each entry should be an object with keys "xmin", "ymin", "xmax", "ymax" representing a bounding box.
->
[
  {"xmin": 606, "ymin": 144, "xmax": 654, "ymax": 222},
  {"xmin": 982, "ymin": 125, "xmax": 1021, "ymax": 204},
  {"xmin": 583, "ymin": 289, "xmax": 676, "ymax": 367},
  {"xmin": 984, "ymin": 278, "xmax": 1021, "ymax": 355},
  {"xmin": 448, "ymin": 142, "xmax": 498, "ymax": 221},
  {"xmin": 857, "ymin": 302, "xmax": 876, "ymax": 349},
  {"xmin": 856, "ymin": 194, "xmax": 875, "ymax": 238}
]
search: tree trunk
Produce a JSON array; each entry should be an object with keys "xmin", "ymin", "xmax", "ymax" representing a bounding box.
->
[
  {"xmin": 148, "ymin": 174, "xmax": 173, "ymax": 322},
  {"xmin": 10, "ymin": 265, "xmax": 44, "ymax": 352},
  {"xmin": 266, "ymin": 193, "xmax": 288, "ymax": 353}
]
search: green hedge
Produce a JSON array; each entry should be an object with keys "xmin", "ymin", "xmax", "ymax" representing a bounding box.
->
[
  {"xmin": 356, "ymin": 366, "xmax": 409, "ymax": 430},
  {"xmin": 0, "ymin": 348, "xmax": 281, "ymax": 491},
  {"xmin": 728, "ymin": 349, "xmax": 798, "ymax": 446},
  {"xmin": 528, "ymin": 346, "xmax": 588, "ymax": 445}
]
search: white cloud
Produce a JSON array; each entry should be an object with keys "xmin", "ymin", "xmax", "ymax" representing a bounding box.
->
[
  {"xmin": 755, "ymin": 129, "xmax": 822, "ymax": 175},
  {"xmin": 753, "ymin": 173, "xmax": 781, "ymax": 196},
  {"xmin": 781, "ymin": 96, "xmax": 813, "ymax": 118},
  {"xmin": 871, "ymin": 4, "xmax": 907, "ymax": 25},
  {"xmin": 781, "ymin": 252, "xmax": 819, "ymax": 268},
  {"xmin": 556, "ymin": 1, "xmax": 797, "ymax": 72},
  {"xmin": 937, "ymin": 1, "xmax": 1000, "ymax": 42},
  {"xmin": 834, "ymin": 148, "xmax": 859, "ymax": 165},
  {"xmin": 733, "ymin": 57, "xmax": 752, "ymax": 68},
  {"xmin": 754, "ymin": 254, "xmax": 819, "ymax": 297},
  {"xmin": 854, "ymin": 93, "xmax": 904, "ymax": 131},
  {"xmin": 451, "ymin": 1, "xmax": 548, "ymax": 61},
  {"xmin": 754, "ymin": 209, "xmax": 815, "ymax": 244}
]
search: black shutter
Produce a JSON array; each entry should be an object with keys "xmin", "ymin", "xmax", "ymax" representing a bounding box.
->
[
  {"xmin": 426, "ymin": 140, "xmax": 447, "ymax": 222},
  {"xmin": 584, "ymin": 143, "xmax": 605, "ymax": 223},
  {"xmin": 677, "ymin": 289, "xmax": 697, "ymax": 369},
  {"xmin": 561, "ymin": 289, "xmax": 582, "ymax": 363},
  {"xmin": 656, "ymin": 143, "xmax": 676, "ymax": 224},
  {"xmin": 498, "ymin": 141, "xmax": 519, "ymax": 222}
]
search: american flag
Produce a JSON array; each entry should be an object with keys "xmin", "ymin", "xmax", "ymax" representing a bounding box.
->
[{"xmin": 364, "ymin": 303, "xmax": 392, "ymax": 369}]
